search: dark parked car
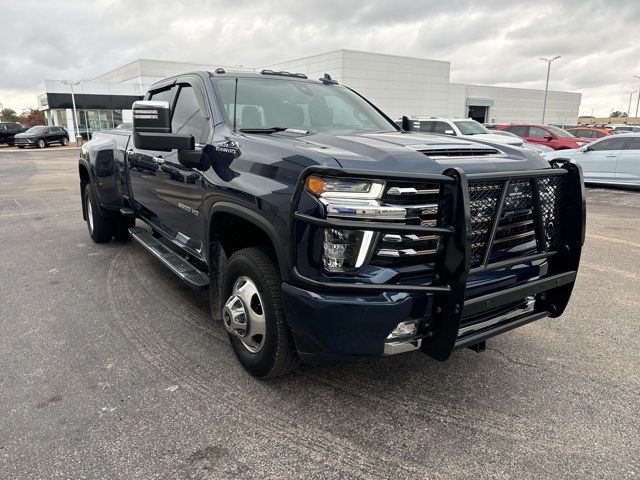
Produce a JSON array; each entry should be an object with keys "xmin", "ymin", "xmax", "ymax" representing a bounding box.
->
[
  {"xmin": 14, "ymin": 125, "xmax": 69, "ymax": 148},
  {"xmin": 78, "ymin": 70, "xmax": 584, "ymax": 378},
  {"xmin": 0, "ymin": 122, "xmax": 27, "ymax": 145}
]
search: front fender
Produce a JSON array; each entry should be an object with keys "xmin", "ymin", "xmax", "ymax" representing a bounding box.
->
[{"xmin": 208, "ymin": 201, "xmax": 290, "ymax": 281}]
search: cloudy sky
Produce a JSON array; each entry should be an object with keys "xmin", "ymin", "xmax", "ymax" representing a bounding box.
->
[{"xmin": 2, "ymin": 0, "xmax": 639, "ymax": 117}]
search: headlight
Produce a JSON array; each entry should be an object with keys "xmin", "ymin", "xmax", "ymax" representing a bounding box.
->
[
  {"xmin": 306, "ymin": 176, "xmax": 388, "ymax": 273},
  {"xmin": 306, "ymin": 176, "xmax": 385, "ymax": 199}
]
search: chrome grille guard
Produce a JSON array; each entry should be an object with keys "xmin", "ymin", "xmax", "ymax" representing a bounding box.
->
[{"xmin": 289, "ymin": 163, "xmax": 585, "ymax": 360}]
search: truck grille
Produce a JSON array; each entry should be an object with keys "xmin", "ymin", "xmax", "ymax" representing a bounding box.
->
[
  {"xmin": 370, "ymin": 182, "xmax": 441, "ymax": 268},
  {"xmin": 469, "ymin": 175, "xmax": 566, "ymax": 267},
  {"xmin": 370, "ymin": 173, "xmax": 567, "ymax": 271}
]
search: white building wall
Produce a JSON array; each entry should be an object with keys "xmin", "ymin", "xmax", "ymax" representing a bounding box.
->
[
  {"xmin": 264, "ymin": 51, "xmax": 580, "ymax": 123},
  {"xmin": 452, "ymin": 84, "xmax": 581, "ymax": 125},
  {"xmin": 447, "ymin": 84, "xmax": 467, "ymax": 118},
  {"xmin": 263, "ymin": 50, "xmax": 452, "ymax": 121},
  {"xmin": 43, "ymin": 79, "xmax": 144, "ymax": 97},
  {"xmin": 93, "ymin": 59, "xmax": 254, "ymax": 96},
  {"xmin": 340, "ymin": 50, "xmax": 450, "ymax": 121},
  {"xmin": 261, "ymin": 50, "xmax": 344, "ymax": 82}
]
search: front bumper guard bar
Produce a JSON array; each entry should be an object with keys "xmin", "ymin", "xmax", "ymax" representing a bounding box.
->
[{"xmin": 289, "ymin": 163, "xmax": 586, "ymax": 360}]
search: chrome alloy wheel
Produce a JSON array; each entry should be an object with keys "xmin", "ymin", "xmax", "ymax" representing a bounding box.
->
[
  {"xmin": 87, "ymin": 197, "xmax": 94, "ymax": 233},
  {"xmin": 223, "ymin": 276, "xmax": 266, "ymax": 353}
]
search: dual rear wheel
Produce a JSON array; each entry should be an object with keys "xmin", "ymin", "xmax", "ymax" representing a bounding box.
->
[{"xmin": 84, "ymin": 184, "xmax": 134, "ymax": 243}]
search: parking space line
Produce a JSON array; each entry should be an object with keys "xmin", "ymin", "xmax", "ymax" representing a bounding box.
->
[
  {"xmin": 586, "ymin": 233, "xmax": 640, "ymax": 249},
  {"xmin": 582, "ymin": 262, "xmax": 639, "ymax": 281}
]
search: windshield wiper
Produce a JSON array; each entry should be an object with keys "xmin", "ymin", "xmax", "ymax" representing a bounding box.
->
[{"xmin": 239, "ymin": 127, "xmax": 289, "ymax": 134}]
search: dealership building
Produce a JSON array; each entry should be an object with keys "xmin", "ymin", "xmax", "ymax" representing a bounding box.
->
[{"xmin": 37, "ymin": 49, "xmax": 581, "ymax": 140}]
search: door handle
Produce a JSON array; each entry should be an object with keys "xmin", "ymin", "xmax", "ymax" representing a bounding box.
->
[
  {"xmin": 153, "ymin": 156, "xmax": 165, "ymax": 165},
  {"xmin": 605, "ymin": 154, "xmax": 617, "ymax": 157}
]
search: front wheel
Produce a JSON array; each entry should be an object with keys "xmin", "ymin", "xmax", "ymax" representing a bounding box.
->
[
  {"xmin": 36, "ymin": 139, "xmax": 46, "ymax": 149},
  {"xmin": 221, "ymin": 247, "xmax": 299, "ymax": 378}
]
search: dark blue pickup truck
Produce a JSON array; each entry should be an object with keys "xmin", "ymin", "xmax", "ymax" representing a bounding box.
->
[{"xmin": 78, "ymin": 70, "xmax": 585, "ymax": 378}]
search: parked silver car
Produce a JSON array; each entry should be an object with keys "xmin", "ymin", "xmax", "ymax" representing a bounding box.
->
[{"xmin": 544, "ymin": 133, "xmax": 640, "ymax": 187}]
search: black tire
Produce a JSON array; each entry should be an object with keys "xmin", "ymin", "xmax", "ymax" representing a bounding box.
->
[
  {"xmin": 36, "ymin": 138, "xmax": 46, "ymax": 149},
  {"xmin": 113, "ymin": 216, "xmax": 135, "ymax": 241},
  {"xmin": 61, "ymin": 137, "xmax": 69, "ymax": 146},
  {"xmin": 220, "ymin": 247, "xmax": 299, "ymax": 378},
  {"xmin": 84, "ymin": 183, "xmax": 114, "ymax": 243}
]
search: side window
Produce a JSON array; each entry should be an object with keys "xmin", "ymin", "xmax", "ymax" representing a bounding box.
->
[
  {"xmin": 595, "ymin": 132, "xmax": 606, "ymax": 138},
  {"xmin": 418, "ymin": 121, "xmax": 434, "ymax": 133},
  {"xmin": 623, "ymin": 137, "xmax": 640, "ymax": 150},
  {"xmin": 590, "ymin": 137, "xmax": 628, "ymax": 151},
  {"xmin": 506, "ymin": 126, "xmax": 529, "ymax": 137},
  {"xmin": 44, "ymin": 127, "xmax": 52, "ymax": 133},
  {"xmin": 149, "ymin": 87, "xmax": 175, "ymax": 105},
  {"xmin": 0, "ymin": 124, "xmax": 6, "ymax": 131},
  {"xmin": 528, "ymin": 127, "xmax": 549, "ymax": 139},
  {"xmin": 433, "ymin": 121, "xmax": 452, "ymax": 134},
  {"xmin": 171, "ymin": 85, "xmax": 208, "ymax": 144}
]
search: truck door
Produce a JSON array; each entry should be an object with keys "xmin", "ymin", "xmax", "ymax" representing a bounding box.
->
[
  {"xmin": 151, "ymin": 79, "xmax": 211, "ymax": 258},
  {"xmin": 127, "ymin": 85, "xmax": 176, "ymax": 220},
  {"xmin": 577, "ymin": 136, "xmax": 628, "ymax": 183},
  {"xmin": 614, "ymin": 136, "xmax": 639, "ymax": 185}
]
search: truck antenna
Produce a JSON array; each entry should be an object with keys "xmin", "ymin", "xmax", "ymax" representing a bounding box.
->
[{"xmin": 233, "ymin": 78, "xmax": 238, "ymax": 132}]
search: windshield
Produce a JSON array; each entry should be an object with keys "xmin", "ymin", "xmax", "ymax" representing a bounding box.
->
[
  {"xmin": 453, "ymin": 120, "xmax": 491, "ymax": 135},
  {"xmin": 213, "ymin": 77, "xmax": 397, "ymax": 134},
  {"xmin": 546, "ymin": 125, "xmax": 575, "ymax": 138},
  {"xmin": 26, "ymin": 126, "xmax": 46, "ymax": 134}
]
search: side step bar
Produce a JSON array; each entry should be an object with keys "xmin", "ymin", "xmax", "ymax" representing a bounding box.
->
[{"xmin": 129, "ymin": 227, "xmax": 209, "ymax": 288}]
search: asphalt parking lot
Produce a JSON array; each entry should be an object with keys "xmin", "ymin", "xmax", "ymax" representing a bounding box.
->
[{"xmin": 0, "ymin": 147, "xmax": 638, "ymax": 479}]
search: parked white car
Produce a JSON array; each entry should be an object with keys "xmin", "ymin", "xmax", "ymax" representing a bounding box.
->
[
  {"xmin": 404, "ymin": 117, "xmax": 524, "ymax": 147},
  {"xmin": 544, "ymin": 133, "xmax": 640, "ymax": 187}
]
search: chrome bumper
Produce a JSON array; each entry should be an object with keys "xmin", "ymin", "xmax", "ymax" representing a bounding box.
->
[{"xmin": 383, "ymin": 296, "xmax": 537, "ymax": 356}]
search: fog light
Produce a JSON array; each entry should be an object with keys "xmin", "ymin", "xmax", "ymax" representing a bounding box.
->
[
  {"xmin": 323, "ymin": 228, "xmax": 373, "ymax": 272},
  {"xmin": 386, "ymin": 319, "xmax": 418, "ymax": 340}
]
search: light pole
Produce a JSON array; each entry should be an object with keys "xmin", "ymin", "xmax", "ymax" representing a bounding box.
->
[
  {"xmin": 634, "ymin": 75, "xmax": 640, "ymax": 118},
  {"xmin": 540, "ymin": 56, "xmax": 561, "ymax": 124},
  {"xmin": 625, "ymin": 90, "xmax": 636, "ymax": 118},
  {"xmin": 61, "ymin": 80, "xmax": 82, "ymax": 145}
]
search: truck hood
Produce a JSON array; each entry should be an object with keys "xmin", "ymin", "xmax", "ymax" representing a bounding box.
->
[{"xmin": 255, "ymin": 130, "xmax": 550, "ymax": 175}]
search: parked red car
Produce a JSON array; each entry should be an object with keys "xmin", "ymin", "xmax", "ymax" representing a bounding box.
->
[{"xmin": 496, "ymin": 124, "xmax": 592, "ymax": 150}]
